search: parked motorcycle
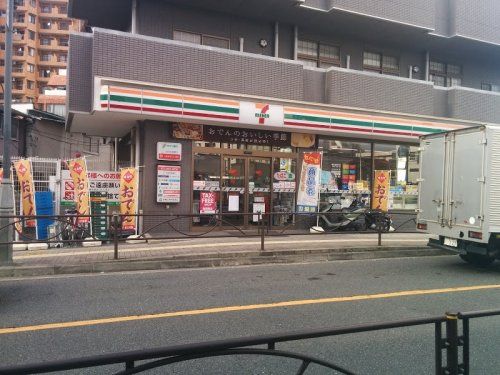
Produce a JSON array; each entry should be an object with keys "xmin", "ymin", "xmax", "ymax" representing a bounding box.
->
[{"xmin": 318, "ymin": 197, "xmax": 394, "ymax": 232}]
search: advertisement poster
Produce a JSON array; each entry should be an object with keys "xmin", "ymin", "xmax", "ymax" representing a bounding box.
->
[
  {"xmin": 171, "ymin": 123, "xmax": 203, "ymax": 140},
  {"xmin": 120, "ymin": 168, "xmax": 138, "ymax": 231},
  {"xmin": 228, "ymin": 194, "xmax": 239, "ymax": 212},
  {"xmin": 291, "ymin": 133, "xmax": 316, "ymax": 148},
  {"xmin": 372, "ymin": 170, "xmax": 391, "ymax": 212},
  {"xmin": 200, "ymin": 192, "xmax": 217, "ymax": 214},
  {"xmin": 67, "ymin": 158, "xmax": 91, "ymax": 223},
  {"xmin": 61, "ymin": 171, "xmax": 120, "ymax": 206},
  {"xmin": 296, "ymin": 152, "xmax": 322, "ymax": 213},
  {"xmin": 157, "ymin": 165, "xmax": 181, "ymax": 203},
  {"xmin": 13, "ymin": 159, "xmax": 36, "ymax": 228},
  {"xmin": 157, "ymin": 142, "xmax": 182, "ymax": 161}
]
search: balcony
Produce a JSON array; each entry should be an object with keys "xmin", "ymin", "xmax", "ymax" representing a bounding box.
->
[
  {"xmin": 68, "ymin": 28, "xmax": 500, "ymax": 125},
  {"xmin": 38, "ymin": 27, "xmax": 71, "ymax": 35}
]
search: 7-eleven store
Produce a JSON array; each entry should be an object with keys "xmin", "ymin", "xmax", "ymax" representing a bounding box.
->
[{"xmin": 70, "ymin": 80, "xmax": 473, "ymax": 232}]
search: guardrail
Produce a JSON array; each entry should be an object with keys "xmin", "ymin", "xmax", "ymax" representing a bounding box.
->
[
  {"xmin": 0, "ymin": 210, "xmax": 417, "ymax": 260},
  {"xmin": 0, "ymin": 308, "xmax": 497, "ymax": 374}
]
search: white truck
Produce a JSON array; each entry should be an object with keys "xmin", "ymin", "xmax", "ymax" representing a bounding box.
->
[{"xmin": 417, "ymin": 125, "xmax": 500, "ymax": 266}]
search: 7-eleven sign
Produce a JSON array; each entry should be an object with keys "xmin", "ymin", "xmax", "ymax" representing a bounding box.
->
[{"xmin": 240, "ymin": 101, "xmax": 284, "ymax": 128}]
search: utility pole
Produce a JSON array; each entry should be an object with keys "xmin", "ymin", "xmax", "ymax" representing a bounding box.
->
[{"xmin": 0, "ymin": 0, "xmax": 15, "ymax": 264}]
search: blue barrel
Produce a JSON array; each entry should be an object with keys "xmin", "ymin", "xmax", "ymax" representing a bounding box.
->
[{"xmin": 35, "ymin": 192, "xmax": 54, "ymax": 240}]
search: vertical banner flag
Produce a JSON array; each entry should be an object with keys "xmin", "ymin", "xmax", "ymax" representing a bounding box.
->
[
  {"xmin": 13, "ymin": 159, "xmax": 37, "ymax": 228},
  {"xmin": 119, "ymin": 167, "xmax": 139, "ymax": 232},
  {"xmin": 297, "ymin": 152, "xmax": 322, "ymax": 213},
  {"xmin": 372, "ymin": 170, "xmax": 391, "ymax": 212},
  {"xmin": 68, "ymin": 158, "xmax": 91, "ymax": 223}
]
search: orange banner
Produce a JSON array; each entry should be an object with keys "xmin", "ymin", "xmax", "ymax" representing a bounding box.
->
[
  {"xmin": 13, "ymin": 159, "xmax": 36, "ymax": 227},
  {"xmin": 120, "ymin": 167, "xmax": 138, "ymax": 231},
  {"xmin": 372, "ymin": 170, "xmax": 391, "ymax": 212},
  {"xmin": 68, "ymin": 158, "xmax": 91, "ymax": 223}
]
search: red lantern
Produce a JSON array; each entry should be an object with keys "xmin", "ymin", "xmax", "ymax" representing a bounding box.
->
[
  {"xmin": 228, "ymin": 168, "xmax": 239, "ymax": 176},
  {"xmin": 255, "ymin": 169, "xmax": 263, "ymax": 177}
]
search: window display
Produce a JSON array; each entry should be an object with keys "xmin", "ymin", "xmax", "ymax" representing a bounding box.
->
[{"xmin": 318, "ymin": 139, "xmax": 372, "ymax": 211}]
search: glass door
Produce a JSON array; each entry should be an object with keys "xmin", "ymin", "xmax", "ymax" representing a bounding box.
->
[
  {"xmin": 222, "ymin": 157, "xmax": 246, "ymax": 227},
  {"xmin": 248, "ymin": 158, "xmax": 271, "ymax": 226}
]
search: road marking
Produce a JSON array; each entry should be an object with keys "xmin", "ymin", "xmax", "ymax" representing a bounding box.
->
[
  {"xmin": 1, "ymin": 284, "xmax": 499, "ymax": 335},
  {"xmin": 14, "ymin": 238, "xmax": 427, "ymax": 260}
]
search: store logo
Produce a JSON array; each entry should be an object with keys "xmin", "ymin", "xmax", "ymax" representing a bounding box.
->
[
  {"xmin": 17, "ymin": 163, "xmax": 27, "ymax": 176},
  {"xmin": 72, "ymin": 162, "xmax": 84, "ymax": 175},
  {"xmin": 377, "ymin": 173, "xmax": 387, "ymax": 184},
  {"xmin": 123, "ymin": 170, "xmax": 135, "ymax": 183},
  {"xmin": 255, "ymin": 103, "xmax": 270, "ymax": 124}
]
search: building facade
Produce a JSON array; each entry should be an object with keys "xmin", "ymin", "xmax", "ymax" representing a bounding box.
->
[
  {"xmin": 66, "ymin": 0, "xmax": 500, "ymax": 231},
  {"xmin": 0, "ymin": 0, "xmax": 82, "ymax": 107}
]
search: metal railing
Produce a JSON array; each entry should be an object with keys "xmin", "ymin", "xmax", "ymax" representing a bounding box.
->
[
  {"xmin": 0, "ymin": 308, "xmax": 497, "ymax": 374},
  {"xmin": 0, "ymin": 210, "xmax": 418, "ymax": 259}
]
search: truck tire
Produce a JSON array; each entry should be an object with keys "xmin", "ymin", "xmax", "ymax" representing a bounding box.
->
[{"xmin": 459, "ymin": 253, "xmax": 496, "ymax": 267}]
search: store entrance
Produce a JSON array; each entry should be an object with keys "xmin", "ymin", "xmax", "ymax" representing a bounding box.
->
[
  {"xmin": 222, "ymin": 156, "xmax": 271, "ymax": 227},
  {"xmin": 192, "ymin": 148, "xmax": 297, "ymax": 230}
]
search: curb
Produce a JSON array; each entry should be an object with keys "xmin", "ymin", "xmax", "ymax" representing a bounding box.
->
[{"xmin": 0, "ymin": 246, "xmax": 454, "ymax": 278}]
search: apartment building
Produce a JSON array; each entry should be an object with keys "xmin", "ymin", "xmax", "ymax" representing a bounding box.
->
[
  {"xmin": 0, "ymin": 0, "xmax": 82, "ymax": 106},
  {"xmin": 66, "ymin": 0, "xmax": 500, "ymax": 231}
]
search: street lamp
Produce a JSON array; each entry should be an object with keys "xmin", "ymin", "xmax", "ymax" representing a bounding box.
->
[{"xmin": 0, "ymin": 0, "xmax": 15, "ymax": 264}]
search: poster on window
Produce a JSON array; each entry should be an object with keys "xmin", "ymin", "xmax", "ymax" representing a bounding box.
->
[
  {"xmin": 372, "ymin": 170, "xmax": 391, "ymax": 212},
  {"xmin": 13, "ymin": 159, "xmax": 37, "ymax": 228},
  {"xmin": 120, "ymin": 168, "xmax": 139, "ymax": 231},
  {"xmin": 200, "ymin": 192, "xmax": 217, "ymax": 214},
  {"xmin": 157, "ymin": 165, "xmax": 181, "ymax": 203},
  {"xmin": 296, "ymin": 152, "xmax": 322, "ymax": 213},
  {"xmin": 67, "ymin": 158, "xmax": 91, "ymax": 223}
]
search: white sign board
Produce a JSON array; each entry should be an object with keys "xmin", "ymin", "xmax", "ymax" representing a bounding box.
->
[
  {"xmin": 157, "ymin": 165, "xmax": 181, "ymax": 203},
  {"xmin": 157, "ymin": 142, "xmax": 182, "ymax": 161},
  {"xmin": 61, "ymin": 170, "xmax": 120, "ymax": 206}
]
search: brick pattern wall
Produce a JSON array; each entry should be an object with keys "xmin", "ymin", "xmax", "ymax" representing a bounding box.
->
[
  {"xmin": 453, "ymin": 0, "xmax": 500, "ymax": 44},
  {"xmin": 448, "ymin": 88, "xmax": 500, "ymax": 123},
  {"xmin": 328, "ymin": 0, "xmax": 435, "ymax": 29},
  {"xmin": 92, "ymin": 30, "xmax": 304, "ymax": 101},
  {"xmin": 326, "ymin": 68, "xmax": 435, "ymax": 116},
  {"xmin": 68, "ymin": 33, "xmax": 93, "ymax": 113}
]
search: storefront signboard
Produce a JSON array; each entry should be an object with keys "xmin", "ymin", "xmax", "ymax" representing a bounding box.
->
[
  {"xmin": 372, "ymin": 170, "xmax": 391, "ymax": 212},
  {"xmin": 203, "ymin": 125, "xmax": 290, "ymax": 147},
  {"xmin": 13, "ymin": 159, "xmax": 37, "ymax": 228},
  {"xmin": 120, "ymin": 168, "xmax": 139, "ymax": 231},
  {"xmin": 240, "ymin": 102, "xmax": 284, "ymax": 127},
  {"xmin": 157, "ymin": 165, "xmax": 181, "ymax": 203},
  {"xmin": 297, "ymin": 152, "xmax": 322, "ymax": 213},
  {"xmin": 200, "ymin": 192, "xmax": 217, "ymax": 214},
  {"xmin": 62, "ymin": 171, "xmax": 120, "ymax": 206},
  {"xmin": 157, "ymin": 142, "xmax": 182, "ymax": 161}
]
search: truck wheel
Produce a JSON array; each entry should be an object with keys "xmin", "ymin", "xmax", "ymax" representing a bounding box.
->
[{"xmin": 459, "ymin": 253, "xmax": 495, "ymax": 267}]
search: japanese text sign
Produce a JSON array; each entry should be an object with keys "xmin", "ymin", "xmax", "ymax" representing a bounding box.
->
[
  {"xmin": 372, "ymin": 170, "xmax": 391, "ymax": 212},
  {"xmin": 157, "ymin": 165, "xmax": 181, "ymax": 203},
  {"xmin": 157, "ymin": 142, "xmax": 182, "ymax": 161},
  {"xmin": 67, "ymin": 158, "xmax": 91, "ymax": 223},
  {"xmin": 297, "ymin": 152, "xmax": 322, "ymax": 213},
  {"xmin": 120, "ymin": 167, "xmax": 138, "ymax": 231},
  {"xmin": 62, "ymin": 171, "xmax": 121, "ymax": 205},
  {"xmin": 13, "ymin": 159, "xmax": 36, "ymax": 228}
]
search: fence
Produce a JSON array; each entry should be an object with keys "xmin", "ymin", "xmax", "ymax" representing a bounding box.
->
[
  {"xmin": 0, "ymin": 308, "xmax": 497, "ymax": 374},
  {"xmin": 0, "ymin": 210, "xmax": 417, "ymax": 259}
]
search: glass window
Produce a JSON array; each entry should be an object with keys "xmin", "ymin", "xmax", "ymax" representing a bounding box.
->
[
  {"xmin": 59, "ymin": 4, "xmax": 67, "ymax": 14},
  {"xmin": 27, "ymin": 63, "xmax": 35, "ymax": 72},
  {"xmin": 192, "ymin": 153, "xmax": 221, "ymax": 226},
  {"xmin": 173, "ymin": 30, "xmax": 202, "ymax": 45},
  {"xmin": 59, "ymin": 38, "xmax": 69, "ymax": 46},
  {"xmin": 318, "ymin": 138, "xmax": 372, "ymax": 210},
  {"xmin": 430, "ymin": 60, "xmax": 462, "ymax": 87},
  {"xmin": 58, "ymin": 21, "xmax": 69, "ymax": 30},
  {"xmin": 29, "ymin": 14, "xmax": 36, "ymax": 23},
  {"xmin": 41, "ymin": 4, "xmax": 51, "ymax": 13},
  {"xmin": 272, "ymin": 157, "xmax": 297, "ymax": 226},
  {"xmin": 202, "ymin": 35, "xmax": 230, "ymax": 49},
  {"xmin": 28, "ymin": 30, "xmax": 36, "ymax": 40},
  {"xmin": 40, "ymin": 37, "xmax": 51, "ymax": 45},
  {"xmin": 481, "ymin": 83, "xmax": 500, "ymax": 92},
  {"xmin": 28, "ymin": 47, "xmax": 35, "ymax": 56},
  {"xmin": 41, "ymin": 20, "xmax": 51, "ymax": 29},
  {"xmin": 374, "ymin": 144, "xmax": 419, "ymax": 210},
  {"xmin": 298, "ymin": 40, "xmax": 340, "ymax": 68},
  {"xmin": 0, "ymin": 59, "xmax": 4, "ymax": 66},
  {"xmin": 364, "ymin": 51, "xmax": 399, "ymax": 75},
  {"xmin": 27, "ymin": 80, "xmax": 35, "ymax": 89}
]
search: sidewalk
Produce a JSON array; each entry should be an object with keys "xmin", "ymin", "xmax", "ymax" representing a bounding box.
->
[{"xmin": 0, "ymin": 233, "xmax": 448, "ymax": 277}]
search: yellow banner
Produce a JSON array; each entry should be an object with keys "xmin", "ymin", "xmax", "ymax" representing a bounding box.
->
[
  {"xmin": 120, "ymin": 167, "xmax": 138, "ymax": 231},
  {"xmin": 372, "ymin": 170, "xmax": 391, "ymax": 212},
  {"xmin": 13, "ymin": 159, "xmax": 36, "ymax": 227},
  {"xmin": 68, "ymin": 158, "xmax": 91, "ymax": 223}
]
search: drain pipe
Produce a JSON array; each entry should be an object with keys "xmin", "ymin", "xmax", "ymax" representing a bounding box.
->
[
  {"xmin": 274, "ymin": 22, "xmax": 279, "ymax": 57},
  {"xmin": 293, "ymin": 25, "xmax": 298, "ymax": 60}
]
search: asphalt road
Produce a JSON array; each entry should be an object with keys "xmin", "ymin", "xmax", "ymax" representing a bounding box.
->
[{"xmin": 1, "ymin": 255, "xmax": 499, "ymax": 374}]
